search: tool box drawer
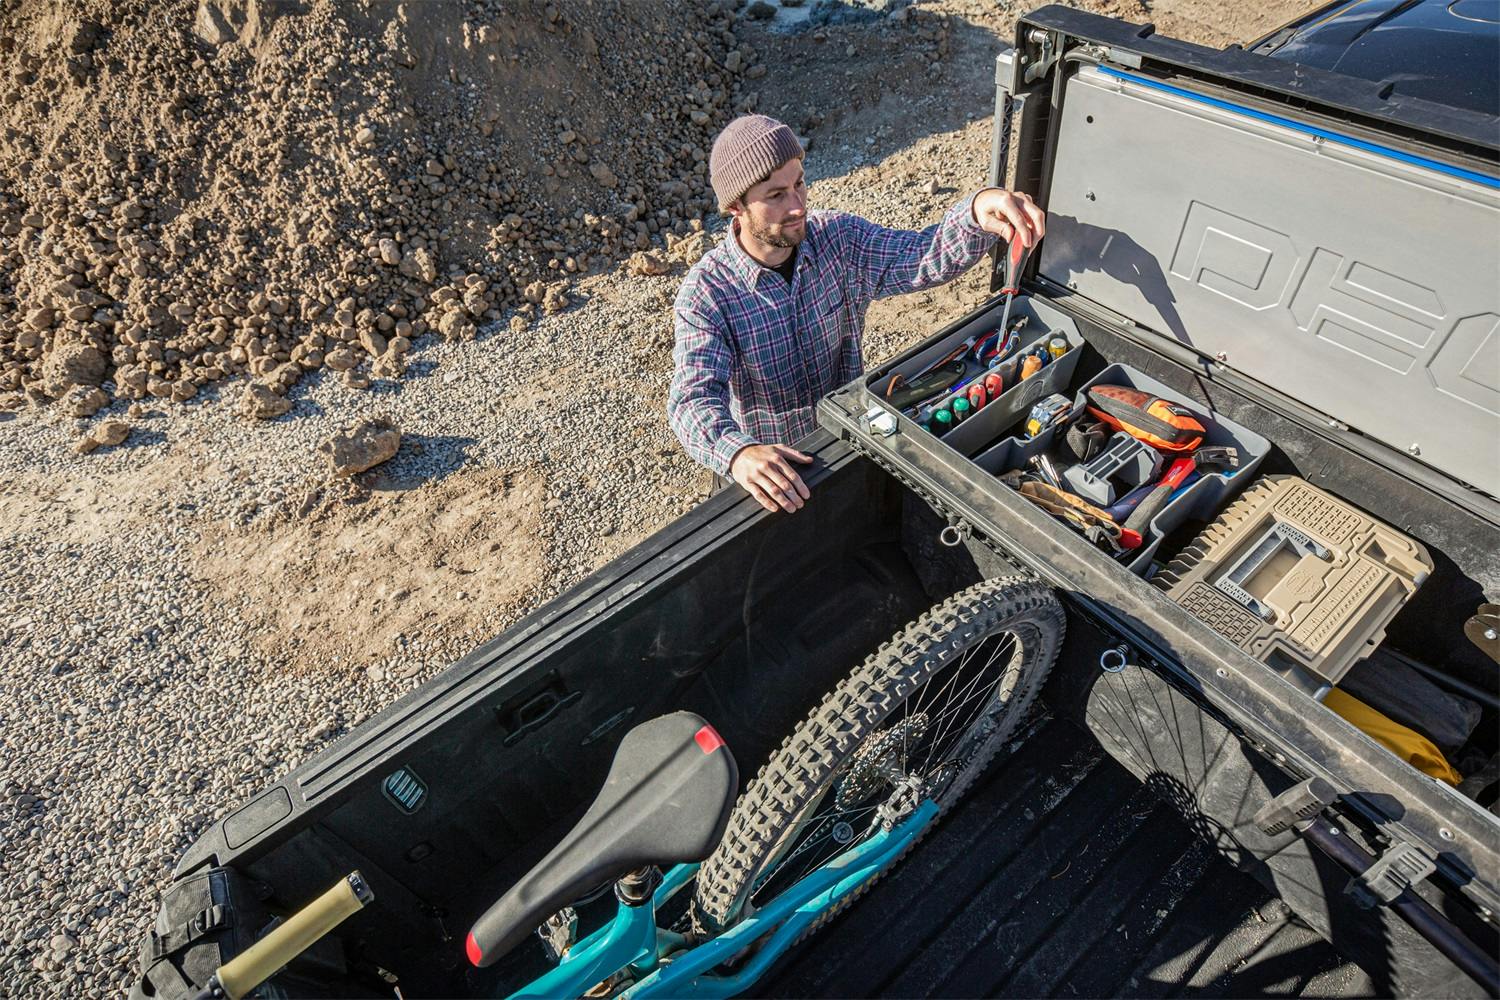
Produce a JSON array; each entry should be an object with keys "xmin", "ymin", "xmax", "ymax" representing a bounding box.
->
[{"xmin": 850, "ymin": 293, "xmax": 1270, "ymax": 576}]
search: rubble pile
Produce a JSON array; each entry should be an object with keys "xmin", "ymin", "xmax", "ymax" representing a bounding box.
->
[{"xmin": 0, "ymin": 0, "xmax": 766, "ymax": 414}]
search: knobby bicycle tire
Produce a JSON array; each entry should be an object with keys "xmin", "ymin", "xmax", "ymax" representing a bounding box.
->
[{"xmin": 690, "ymin": 576, "xmax": 1066, "ymax": 941}]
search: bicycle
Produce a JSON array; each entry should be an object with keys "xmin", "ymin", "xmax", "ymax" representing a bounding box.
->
[{"xmin": 194, "ymin": 577, "xmax": 1064, "ymax": 1000}]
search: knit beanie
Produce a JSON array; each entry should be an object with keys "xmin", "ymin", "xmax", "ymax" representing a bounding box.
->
[{"xmin": 709, "ymin": 115, "xmax": 805, "ymax": 211}]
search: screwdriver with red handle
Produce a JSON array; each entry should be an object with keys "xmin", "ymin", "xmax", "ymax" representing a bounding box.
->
[{"xmin": 996, "ymin": 229, "xmax": 1036, "ymax": 335}]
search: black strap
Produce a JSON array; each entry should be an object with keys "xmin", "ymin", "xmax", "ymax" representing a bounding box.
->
[
  {"xmin": 149, "ymin": 904, "xmax": 233, "ymax": 961},
  {"xmin": 142, "ymin": 953, "xmax": 195, "ymax": 998},
  {"xmin": 1064, "ymin": 418, "xmax": 1109, "ymax": 461}
]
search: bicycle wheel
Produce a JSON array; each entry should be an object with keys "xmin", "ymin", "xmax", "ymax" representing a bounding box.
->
[{"xmin": 691, "ymin": 576, "xmax": 1065, "ymax": 937}]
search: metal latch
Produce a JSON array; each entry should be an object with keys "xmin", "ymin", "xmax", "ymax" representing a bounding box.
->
[
  {"xmin": 1346, "ymin": 842, "xmax": 1436, "ymax": 909},
  {"xmin": 1023, "ymin": 28, "xmax": 1060, "ymax": 84},
  {"xmin": 863, "ymin": 405, "xmax": 898, "ymax": 438}
]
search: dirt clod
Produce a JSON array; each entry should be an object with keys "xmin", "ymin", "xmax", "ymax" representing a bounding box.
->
[
  {"xmin": 240, "ymin": 382, "xmax": 291, "ymax": 420},
  {"xmin": 318, "ymin": 414, "xmax": 400, "ymax": 478}
]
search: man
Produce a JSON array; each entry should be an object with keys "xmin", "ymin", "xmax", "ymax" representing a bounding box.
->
[{"xmin": 669, "ymin": 114, "xmax": 1045, "ymax": 514}]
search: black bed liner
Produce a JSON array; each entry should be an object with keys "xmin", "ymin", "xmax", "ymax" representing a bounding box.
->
[{"xmin": 769, "ymin": 711, "xmax": 1375, "ymax": 998}]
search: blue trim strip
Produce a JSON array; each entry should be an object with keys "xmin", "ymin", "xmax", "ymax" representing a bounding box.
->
[{"xmin": 1096, "ymin": 66, "xmax": 1500, "ymax": 190}]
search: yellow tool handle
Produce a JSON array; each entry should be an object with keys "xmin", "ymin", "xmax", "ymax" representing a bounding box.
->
[{"xmin": 215, "ymin": 871, "xmax": 373, "ymax": 1000}]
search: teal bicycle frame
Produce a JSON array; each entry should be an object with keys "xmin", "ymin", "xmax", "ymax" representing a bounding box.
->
[{"xmin": 506, "ymin": 800, "xmax": 939, "ymax": 999}]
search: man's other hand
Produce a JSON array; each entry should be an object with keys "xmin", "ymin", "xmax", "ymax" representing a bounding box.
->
[
  {"xmin": 730, "ymin": 443, "xmax": 814, "ymax": 513},
  {"xmin": 973, "ymin": 188, "xmax": 1046, "ymax": 247}
]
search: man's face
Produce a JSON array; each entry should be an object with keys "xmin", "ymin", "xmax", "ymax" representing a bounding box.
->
[{"xmin": 733, "ymin": 158, "xmax": 808, "ymax": 248}]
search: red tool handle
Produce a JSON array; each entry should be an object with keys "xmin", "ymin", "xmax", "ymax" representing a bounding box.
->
[
  {"xmin": 1122, "ymin": 456, "xmax": 1196, "ymax": 538},
  {"xmin": 1000, "ymin": 231, "xmax": 1033, "ymax": 295}
]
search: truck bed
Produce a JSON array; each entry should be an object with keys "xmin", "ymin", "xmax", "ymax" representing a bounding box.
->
[{"xmin": 768, "ymin": 711, "xmax": 1375, "ymax": 998}]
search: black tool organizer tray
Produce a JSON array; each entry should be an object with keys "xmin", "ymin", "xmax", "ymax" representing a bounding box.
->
[
  {"xmin": 836, "ymin": 292, "xmax": 1269, "ymax": 578},
  {"xmin": 861, "ymin": 295, "xmax": 1085, "ymax": 457}
]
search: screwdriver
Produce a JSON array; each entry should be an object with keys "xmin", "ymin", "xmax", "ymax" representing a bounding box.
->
[{"xmin": 996, "ymin": 229, "xmax": 1035, "ymax": 336}]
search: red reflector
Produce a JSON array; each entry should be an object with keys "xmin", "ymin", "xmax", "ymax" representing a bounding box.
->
[
  {"xmin": 694, "ymin": 725, "xmax": 726, "ymax": 755},
  {"xmin": 466, "ymin": 932, "xmax": 483, "ymax": 967}
]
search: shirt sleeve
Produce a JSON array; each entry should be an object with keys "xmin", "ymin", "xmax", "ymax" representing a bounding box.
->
[
  {"xmin": 840, "ymin": 191, "xmax": 997, "ymax": 302},
  {"xmin": 668, "ymin": 281, "xmax": 759, "ymax": 476}
]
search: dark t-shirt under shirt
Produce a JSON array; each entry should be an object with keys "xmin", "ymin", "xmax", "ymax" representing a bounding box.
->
[{"xmin": 768, "ymin": 246, "xmax": 797, "ymax": 285}]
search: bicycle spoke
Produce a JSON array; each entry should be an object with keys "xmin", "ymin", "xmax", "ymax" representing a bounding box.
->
[
  {"xmin": 751, "ymin": 803, "xmax": 880, "ymax": 904},
  {"xmin": 914, "ymin": 632, "xmax": 1020, "ymax": 777},
  {"xmin": 922, "ymin": 634, "xmax": 1017, "ymax": 753}
]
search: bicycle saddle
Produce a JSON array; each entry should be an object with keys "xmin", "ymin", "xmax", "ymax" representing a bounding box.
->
[{"xmin": 466, "ymin": 712, "xmax": 738, "ymax": 968}]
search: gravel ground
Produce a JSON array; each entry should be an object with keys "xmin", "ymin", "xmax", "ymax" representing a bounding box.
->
[{"xmin": 0, "ymin": 1, "xmax": 1309, "ymax": 995}]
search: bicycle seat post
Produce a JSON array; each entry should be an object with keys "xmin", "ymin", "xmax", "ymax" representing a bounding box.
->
[{"xmin": 615, "ymin": 866, "xmax": 663, "ymax": 908}]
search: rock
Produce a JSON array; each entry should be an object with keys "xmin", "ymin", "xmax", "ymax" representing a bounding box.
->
[
  {"xmin": 668, "ymin": 231, "xmax": 712, "ymax": 267},
  {"xmin": 724, "ymin": 50, "xmax": 743, "ymax": 72},
  {"xmin": 746, "ymin": 1, "xmax": 776, "ymax": 18},
  {"xmin": 377, "ymin": 238, "xmax": 402, "ymax": 265},
  {"xmin": 372, "ymin": 352, "xmax": 407, "ymax": 379},
  {"xmin": 425, "ymin": 158, "xmax": 446, "ymax": 177},
  {"xmin": 96, "ymin": 419, "xmax": 129, "ymax": 446},
  {"xmin": 354, "ymin": 125, "xmax": 376, "ymax": 146},
  {"xmin": 359, "ymin": 329, "xmax": 388, "ymax": 356},
  {"xmin": 61, "ymin": 385, "xmax": 108, "ymax": 417},
  {"xmin": 627, "ymin": 251, "xmax": 670, "ymax": 276},
  {"xmin": 171, "ymin": 380, "xmax": 199, "ymax": 402},
  {"xmin": 508, "ymin": 314, "xmax": 528, "ymax": 335},
  {"xmin": 25, "ymin": 307, "xmax": 55, "ymax": 331},
  {"xmin": 319, "ymin": 415, "xmax": 400, "ymax": 477},
  {"xmin": 240, "ymin": 383, "xmax": 291, "ymax": 420},
  {"xmin": 398, "ymin": 246, "xmax": 437, "ymax": 283},
  {"xmin": 73, "ymin": 417, "xmax": 131, "ymax": 454},
  {"xmin": 388, "ymin": 335, "xmax": 412, "ymax": 354},
  {"xmin": 41, "ymin": 343, "xmax": 106, "ymax": 396},
  {"xmin": 542, "ymin": 283, "xmax": 570, "ymax": 314},
  {"xmin": 194, "ymin": 0, "xmax": 258, "ymax": 46},
  {"xmin": 437, "ymin": 309, "xmax": 476, "ymax": 342},
  {"xmin": 342, "ymin": 369, "xmax": 370, "ymax": 389},
  {"xmin": 588, "ymin": 160, "xmax": 618, "ymax": 189},
  {"xmin": 323, "ymin": 347, "xmax": 358, "ymax": 371},
  {"xmin": 924, "ymin": 178, "xmax": 939, "ymax": 195}
]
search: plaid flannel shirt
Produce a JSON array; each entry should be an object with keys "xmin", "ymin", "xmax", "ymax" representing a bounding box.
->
[{"xmin": 669, "ymin": 192, "xmax": 997, "ymax": 474}]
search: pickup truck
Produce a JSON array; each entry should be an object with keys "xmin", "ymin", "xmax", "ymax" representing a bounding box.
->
[{"xmin": 131, "ymin": 4, "xmax": 1499, "ymax": 997}]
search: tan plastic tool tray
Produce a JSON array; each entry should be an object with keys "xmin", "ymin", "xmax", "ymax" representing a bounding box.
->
[{"xmin": 1153, "ymin": 475, "xmax": 1433, "ymax": 698}]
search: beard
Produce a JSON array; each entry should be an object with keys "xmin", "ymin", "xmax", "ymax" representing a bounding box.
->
[{"xmin": 747, "ymin": 217, "xmax": 805, "ymax": 249}]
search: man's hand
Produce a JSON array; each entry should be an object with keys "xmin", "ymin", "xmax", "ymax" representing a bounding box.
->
[
  {"xmin": 972, "ymin": 188, "xmax": 1046, "ymax": 248},
  {"xmin": 730, "ymin": 443, "xmax": 814, "ymax": 513}
]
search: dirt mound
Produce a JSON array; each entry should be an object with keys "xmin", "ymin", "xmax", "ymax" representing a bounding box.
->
[{"xmin": 0, "ymin": 0, "xmax": 759, "ymax": 411}]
